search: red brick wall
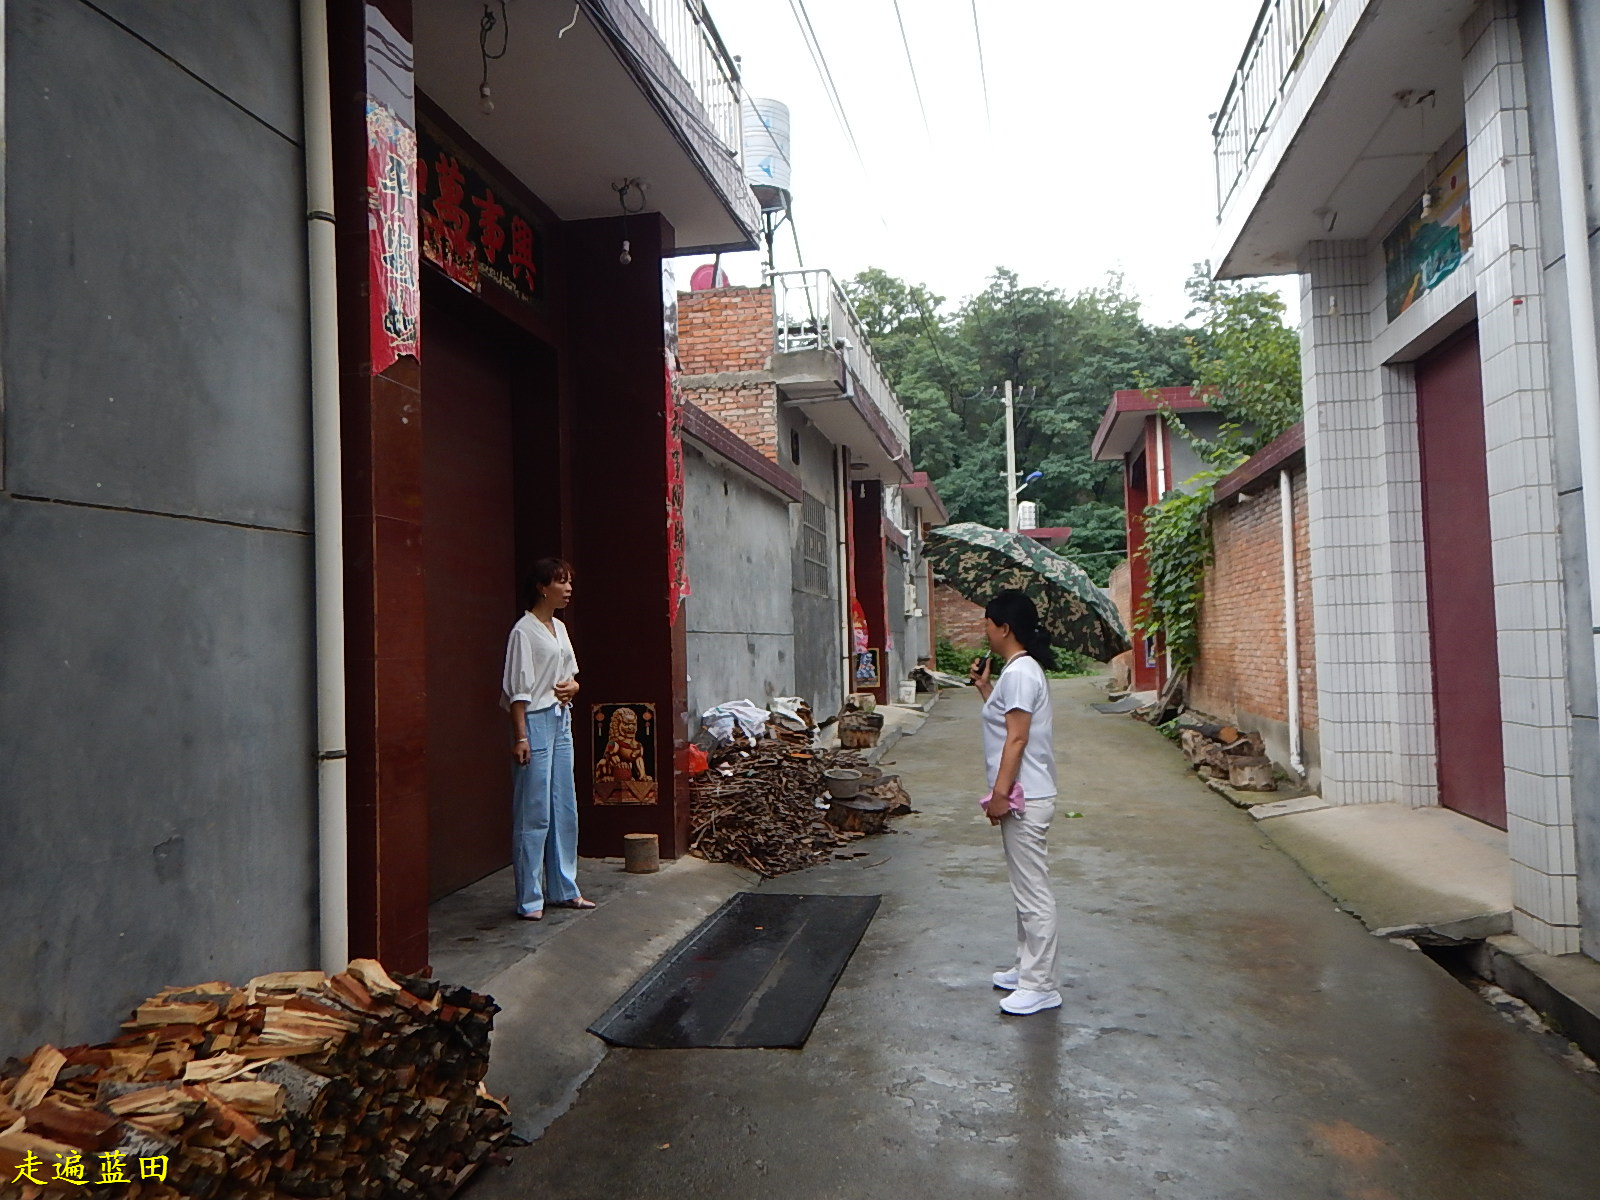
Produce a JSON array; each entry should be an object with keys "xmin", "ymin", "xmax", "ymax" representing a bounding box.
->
[
  {"xmin": 676, "ymin": 287, "xmax": 780, "ymax": 462},
  {"xmin": 1189, "ymin": 466, "xmax": 1317, "ymax": 731},
  {"xmin": 933, "ymin": 582, "xmax": 987, "ymax": 650}
]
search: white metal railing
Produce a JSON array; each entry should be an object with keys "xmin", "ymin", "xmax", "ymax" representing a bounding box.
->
[
  {"xmin": 769, "ymin": 269, "xmax": 913, "ymax": 454},
  {"xmin": 638, "ymin": 0, "xmax": 743, "ymax": 159},
  {"xmin": 1212, "ymin": 0, "xmax": 1328, "ymax": 217}
]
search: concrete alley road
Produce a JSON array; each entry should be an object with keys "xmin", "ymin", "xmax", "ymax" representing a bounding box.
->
[{"xmin": 483, "ymin": 678, "xmax": 1600, "ymax": 1200}]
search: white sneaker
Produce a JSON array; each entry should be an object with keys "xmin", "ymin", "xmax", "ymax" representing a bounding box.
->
[
  {"xmin": 991, "ymin": 969, "xmax": 1020, "ymax": 991},
  {"xmin": 1000, "ymin": 988, "xmax": 1062, "ymax": 1015}
]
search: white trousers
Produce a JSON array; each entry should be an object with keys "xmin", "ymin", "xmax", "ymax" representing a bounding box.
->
[{"xmin": 1001, "ymin": 796, "xmax": 1058, "ymax": 992}]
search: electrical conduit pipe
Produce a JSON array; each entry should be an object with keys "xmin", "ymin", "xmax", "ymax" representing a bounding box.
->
[
  {"xmin": 1280, "ymin": 468, "xmax": 1305, "ymax": 777},
  {"xmin": 837, "ymin": 445, "xmax": 854, "ymax": 710},
  {"xmin": 1545, "ymin": 0, "xmax": 1600, "ymax": 785},
  {"xmin": 301, "ymin": 0, "xmax": 349, "ymax": 972},
  {"xmin": 1155, "ymin": 416, "xmax": 1173, "ymax": 680}
]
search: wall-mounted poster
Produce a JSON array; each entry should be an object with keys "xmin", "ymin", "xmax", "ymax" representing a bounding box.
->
[
  {"xmin": 592, "ymin": 703, "xmax": 658, "ymax": 805},
  {"xmin": 854, "ymin": 649, "xmax": 882, "ymax": 689},
  {"xmin": 1384, "ymin": 149, "xmax": 1472, "ymax": 321},
  {"xmin": 850, "ymin": 597, "xmax": 870, "ymax": 653}
]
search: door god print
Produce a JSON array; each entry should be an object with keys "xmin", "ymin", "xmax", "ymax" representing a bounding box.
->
[{"xmin": 592, "ymin": 703, "xmax": 658, "ymax": 805}]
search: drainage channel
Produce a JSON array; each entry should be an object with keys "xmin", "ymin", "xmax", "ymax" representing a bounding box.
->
[{"xmin": 1418, "ymin": 942, "xmax": 1600, "ymax": 1080}]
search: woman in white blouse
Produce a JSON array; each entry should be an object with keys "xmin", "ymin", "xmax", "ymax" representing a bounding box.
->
[
  {"xmin": 501, "ymin": 557, "xmax": 593, "ymax": 921},
  {"xmin": 970, "ymin": 588, "xmax": 1061, "ymax": 1015}
]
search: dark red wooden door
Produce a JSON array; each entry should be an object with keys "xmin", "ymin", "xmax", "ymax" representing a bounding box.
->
[
  {"xmin": 422, "ymin": 300, "xmax": 520, "ymax": 898},
  {"xmin": 1415, "ymin": 325, "xmax": 1506, "ymax": 828}
]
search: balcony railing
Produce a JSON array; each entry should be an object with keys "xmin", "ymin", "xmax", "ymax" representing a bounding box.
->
[
  {"xmin": 639, "ymin": 0, "xmax": 743, "ymax": 159},
  {"xmin": 1212, "ymin": 0, "xmax": 1327, "ymax": 217},
  {"xmin": 768, "ymin": 269, "xmax": 913, "ymax": 455}
]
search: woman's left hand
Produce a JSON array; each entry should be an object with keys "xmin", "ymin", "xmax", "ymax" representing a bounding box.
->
[
  {"xmin": 554, "ymin": 677, "xmax": 580, "ymax": 703},
  {"xmin": 984, "ymin": 790, "xmax": 1013, "ymax": 826}
]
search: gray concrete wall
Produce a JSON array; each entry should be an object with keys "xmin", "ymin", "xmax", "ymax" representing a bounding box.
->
[
  {"xmin": 904, "ymin": 542, "xmax": 932, "ymax": 676},
  {"xmin": 886, "ymin": 550, "xmax": 910, "ymax": 694},
  {"xmin": 790, "ymin": 421, "xmax": 843, "ymax": 719},
  {"xmin": 682, "ymin": 446, "xmax": 795, "ymax": 725},
  {"xmin": 1169, "ymin": 413, "xmax": 1229, "ymax": 491},
  {"xmin": 1522, "ymin": 0, "xmax": 1600, "ymax": 956},
  {"xmin": 0, "ymin": 0, "xmax": 316, "ymax": 1050}
]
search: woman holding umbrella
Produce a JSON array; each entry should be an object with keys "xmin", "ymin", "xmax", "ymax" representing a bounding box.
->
[{"xmin": 970, "ymin": 588, "xmax": 1061, "ymax": 1015}]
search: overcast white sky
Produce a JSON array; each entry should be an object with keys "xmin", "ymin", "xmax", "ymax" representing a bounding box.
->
[{"xmin": 702, "ymin": 0, "xmax": 1292, "ymax": 327}]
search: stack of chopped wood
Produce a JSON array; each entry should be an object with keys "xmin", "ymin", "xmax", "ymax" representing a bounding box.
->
[
  {"xmin": 823, "ymin": 767, "xmax": 916, "ymax": 835},
  {"xmin": 0, "ymin": 960, "xmax": 512, "ymax": 1200},
  {"xmin": 862, "ymin": 773, "xmax": 913, "ymax": 816},
  {"xmin": 836, "ymin": 712, "xmax": 884, "ymax": 749},
  {"xmin": 765, "ymin": 699, "xmax": 816, "ymax": 748},
  {"xmin": 689, "ymin": 740, "xmax": 895, "ymax": 876},
  {"xmin": 765, "ymin": 722, "xmax": 812, "ymax": 748},
  {"xmin": 1178, "ymin": 723, "xmax": 1277, "ymax": 791}
]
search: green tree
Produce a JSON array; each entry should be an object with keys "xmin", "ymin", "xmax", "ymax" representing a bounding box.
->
[
  {"xmin": 1137, "ymin": 268, "xmax": 1303, "ymax": 667},
  {"xmin": 846, "ymin": 267, "xmax": 1195, "ymax": 583},
  {"xmin": 1179, "ymin": 265, "xmax": 1302, "ymax": 465}
]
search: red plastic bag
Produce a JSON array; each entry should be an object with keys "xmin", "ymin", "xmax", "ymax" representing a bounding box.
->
[{"xmin": 686, "ymin": 745, "xmax": 709, "ymax": 775}]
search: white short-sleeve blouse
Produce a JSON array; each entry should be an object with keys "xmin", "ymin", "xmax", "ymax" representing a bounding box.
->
[{"xmin": 500, "ymin": 613, "xmax": 579, "ymax": 712}]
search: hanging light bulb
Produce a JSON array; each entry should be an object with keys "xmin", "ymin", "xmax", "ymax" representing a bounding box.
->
[
  {"xmin": 615, "ymin": 178, "xmax": 642, "ymax": 266},
  {"xmin": 478, "ymin": 1, "xmax": 507, "ymax": 117}
]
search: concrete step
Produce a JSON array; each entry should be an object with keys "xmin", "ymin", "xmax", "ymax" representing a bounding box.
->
[{"xmin": 1248, "ymin": 800, "xmax": 1512, "ymax": 945}]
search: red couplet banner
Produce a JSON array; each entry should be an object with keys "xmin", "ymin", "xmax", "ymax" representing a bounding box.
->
[{"xmin": 365, "ymin": 98, "xmax": 420, "ymax": 375}]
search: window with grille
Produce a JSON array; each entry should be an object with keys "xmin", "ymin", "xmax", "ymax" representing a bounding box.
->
[{"xmin": 800, "ymin": 493, "xmax": 830, "ymax": 595}]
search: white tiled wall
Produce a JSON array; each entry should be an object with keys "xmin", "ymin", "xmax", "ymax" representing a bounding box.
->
[
  {"xmin": 1464, "ymin": 0, "xmax": 1579, "ymax": 954},
  {"xmin": 1302, "ymin": 242, "xmax": 1438, "ymax": 808},
  {"xmin": 1297, "ymin": 1, "xmax": 1580, "ymax": 956}
]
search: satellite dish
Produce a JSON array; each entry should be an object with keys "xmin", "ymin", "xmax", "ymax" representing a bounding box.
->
[{"xmin": 690, "ymin": 263, "xmax": 731, "ymax": 291}]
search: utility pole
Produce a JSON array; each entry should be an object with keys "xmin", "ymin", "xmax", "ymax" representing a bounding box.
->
[{"xmin": 1003, "ymin": 379, "xmax": 1018, "ymax": 533}]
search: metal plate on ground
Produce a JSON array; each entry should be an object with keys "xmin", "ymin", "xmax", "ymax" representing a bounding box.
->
[
  {"xmin": 1091, "ymin": 696, "xmax": 1143, "ymax": 713},
  {"xmin": 588, "ymin": 891, "xmax": 881, "ymax": 1049}
]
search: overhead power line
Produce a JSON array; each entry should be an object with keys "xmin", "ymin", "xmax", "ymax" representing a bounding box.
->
[
  {"xmin": 750, "ymin": 103, "xmax": 794, "ymax": 173},
  {"xmin": 786, "ymin": 201, "xmax": 807, "ymax": 268},
  {"xmin": 784, "ymin": 0, "xmax": 868, "ymax": 173},
  {"xmin": 912, "ymin": 292, "xmax": 957, "ymax": 384},
  {"xmin": 970, "ymin": 0, "xmax": 992, "ymax": 128},
  {"xmin": 890, "ymin": 0, "xmax": 932, "ymax": 137}
]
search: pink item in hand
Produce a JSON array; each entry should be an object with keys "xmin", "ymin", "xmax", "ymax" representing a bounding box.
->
[{"xmin": 981, "ymin": 782, "xmax": 1025, "ymax": 819}]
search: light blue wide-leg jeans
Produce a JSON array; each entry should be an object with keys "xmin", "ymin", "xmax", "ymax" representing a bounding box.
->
[{"xmin": 512, "ymin": 704, "xmax": 581, "ymax": 914}]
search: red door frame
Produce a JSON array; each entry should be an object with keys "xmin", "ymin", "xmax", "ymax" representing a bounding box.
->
[
  {"xmin": 851, "ymin": 479, "xmax": 889, "ymax": 704},
  {"xmin": 1415, "ymin": 324, "xmax": 1506, "ymax": 829},
  {"xmin": 331, "ymin": 0, "xmax": 684, "ymax": 970},
  {"xmin": 1124, "ymin": 446, "xmax": 1161, "ymax": 693}
]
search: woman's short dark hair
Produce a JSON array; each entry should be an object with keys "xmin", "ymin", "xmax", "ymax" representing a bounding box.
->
[
  {"xmin": 521, "ymin": 557, "xmax": 573, "ymax": 610},
  {"xmin": 985, "ymin": 589, "xmax": 1058, "ymax": 670}
]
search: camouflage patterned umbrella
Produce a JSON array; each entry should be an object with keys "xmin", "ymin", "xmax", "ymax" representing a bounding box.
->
[{"xmin": 924, "ymin": 522, "xmax": 1129, "ymax": 662}]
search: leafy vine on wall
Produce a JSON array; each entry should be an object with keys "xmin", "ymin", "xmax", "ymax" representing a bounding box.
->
[{"xmin": 1138, "ymin": 468, "xmax": 1231, "ymax": 677}]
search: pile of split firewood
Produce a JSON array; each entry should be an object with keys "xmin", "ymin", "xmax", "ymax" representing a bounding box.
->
[
  {"xmin": 0, "ymin": 960, "xmax": 512, "ymax": 1200},
  {"xmin": 688, "ymin": 741, "xmax": 910, "ymax": 876},
  {"xmin": 1178, "ymin": 722, "xmax": 1278, "ymax": 791}
]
